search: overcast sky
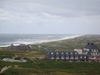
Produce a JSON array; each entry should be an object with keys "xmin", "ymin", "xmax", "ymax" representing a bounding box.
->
[{"xmin": 0, "ymin": 0, "xmax": 100, "ymax": 34}]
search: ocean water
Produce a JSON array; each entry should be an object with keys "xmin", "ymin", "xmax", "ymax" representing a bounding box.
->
[{"xmin": 0, "ymin": 34, "xmax": 77, "ymax": 47}]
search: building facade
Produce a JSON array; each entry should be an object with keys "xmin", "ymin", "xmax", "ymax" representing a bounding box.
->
[
  {"xmin": 83, "ymin": 43, "xmax": 100, "ymax": 62},
  {"xmin": 45, "ymin": 43, "xmax": 100, "ymax": 62},
  {"xmin": 10, "ymin": 44, "xmax": 31, "ymax": 50},
  {"xmin": 46, "ymin": 51, "xmax": 87, "ymax": 62}
]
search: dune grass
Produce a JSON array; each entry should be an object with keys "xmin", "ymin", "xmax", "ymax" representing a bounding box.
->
[
  {"xmin": 34, "ymin": 35, "xmax": 100, "ymax": 51},
  {"xmin": 0, "ymin": 35, "xmax": 100, "ymax": 75},
  {"xmin": 0, "ymin": 61, "xmax": 100, "ymax": 75}
]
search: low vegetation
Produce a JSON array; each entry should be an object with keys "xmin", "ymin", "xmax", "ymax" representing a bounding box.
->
[
  {"xmin": 35, "ymin": 35, "xmax": 100, "ymax": 50},
  {"xmin": 0, "ymin": 35, "xmax": 100, "ymax": 75},
  {"xmin": 0, "ymin": 61, "xmax": 100, "ymax": 75}
]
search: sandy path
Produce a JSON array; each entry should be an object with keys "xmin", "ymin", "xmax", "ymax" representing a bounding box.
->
[{"xmin": 0, "ymin": 66, "xmax": 11, "ymax": 73}]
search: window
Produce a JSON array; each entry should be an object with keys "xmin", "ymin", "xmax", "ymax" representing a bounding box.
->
[
  {"xmin": 66, "ymin": 57, "xmax": 69, "ymax": 59},
  {"xmin": 92, "ymin": 53, "xmax": 98, "ymax": 55},
  {"xmin": 84, "ymin": 56, "xmax": 86, "ymax": 58},
  {"xmin": 92, "ymin": 49, "xmax": 98, "ymax": 52},
  {"xmin": 61, "ymin": 52, "xmax": 64, "ymax": 54},
  {"xmin": 89, "ymin": 56, "xmax": 92, "ymax": 59},
  {"xmin": 71, "ymin": 52, "xmax": 73, "ymax": 54},
  {"xmin": 66, "ymin": 52, "xmax": 68, "ymax": 54},
  {"xmin": 75, "ymin": 57, "xmax": 78, "ymax": 59},
  {"xmin": 75, "ymin": 52, "xmax": 77, "ymax": 54},
  {"xmin": 70, "ymin": 56, "xmax": 74, "ymax": 59},
  {"xmin": 80, "ymin": 56, "xmax": 82, "ymax": 58},
  {"xmin": 96, "ymin": 53, "xmax": 97, "ymax": 55},
  {"xmin": 56, "ymin": 52, "xmax": 59, "ymax": 54},
  {"xmin": 95, "ymin": 49, "xmax": 98, "ymax": 52},
  {"xmin": 91, "ymin": 53, "xmax": 97, "ymax": 55},
  {"xmin": 94, "ymin": 57, "xmax": 96, "ymax": 59},
  {"xmin": 56, "ymin": 57, "xmax": 59, "ymax": 59},
  {"xmin": 51, "ymin": 57, "xmax": 54, "ymax": 59},
  {"xmin": 92, "ymin": 53, "xmax": 96, "ymax": 55},
  {"xmin": 51, "ymin": 52, "xmax": 53, "ymax": 54},
  {"xmin": 91, "ymin": 49, "xmax": 94, "ymax": 52},
  {"xmin": 83, "ymin": 48, "xmax": 89, "ymax": 51},
  {"xmin": 85, "ymin": 52, "xmax": 88, "ymax": 54},
  {"xmin": 61, "ymin": 56, "xmax": 64, "ymax": 59}
]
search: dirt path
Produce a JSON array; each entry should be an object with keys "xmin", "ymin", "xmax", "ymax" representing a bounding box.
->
[{"xmin": 0, "ymin": 66, "xmax": 11, "ymax": 73}]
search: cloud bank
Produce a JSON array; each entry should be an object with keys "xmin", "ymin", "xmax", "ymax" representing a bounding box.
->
[{"xmin": 0, "ymin": 0, "xmax": 100, "ymax": 34}]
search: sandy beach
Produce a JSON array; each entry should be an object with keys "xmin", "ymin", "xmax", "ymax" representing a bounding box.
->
[
  {"xmin": 38, "ymin": 35, "xmax": 83, "ymax": 44},
  {"xmin": 0, "ymin": 34, "xmax": 83, "ymax": 47}
]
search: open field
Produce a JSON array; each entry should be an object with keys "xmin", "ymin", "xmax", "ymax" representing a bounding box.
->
[
  {"xmin": 0, "ymin": 61, "xmax": 100, "ymax": 75},
  {"xmin": 0, "ymin": 49, "xmax": 100, "ymax": 75},
  {"xmin": 0, "ymin": 50, "xmax": 46, "ymax": 61}
]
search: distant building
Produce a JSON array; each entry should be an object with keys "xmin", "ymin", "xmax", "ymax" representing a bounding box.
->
[
  {"xmin": 45, "ymin": 51, "xmax": 86, "ymax": 62},
  {"xmin": 83, "ymin": 43, "xmax": 100, "ymax": 62},
  {"xmin": 10, "ymin": 44, "xmax": 31, "ymax": 50},
  {"xmin": 74, "ymin": 49, "xmax": 82, "ymax": 54},
  {"xmin": 45, "ymin": 43, "xmax": 100, "ymax": 62}
]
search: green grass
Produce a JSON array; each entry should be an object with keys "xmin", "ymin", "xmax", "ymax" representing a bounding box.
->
[
  {"xmin": 0, "ymin": 35, "xmax": 100, "ymax": 75},
  {"xmin": 34, "ymin": 35, "xmax": 100, "ymax": 51},
  {"xmin": 0, "ymin": 61, "xmax": 100, "ymax": 75},
  {"xmin": 0, "ymin": 49, "xmax": 46, "ymax": 59}
]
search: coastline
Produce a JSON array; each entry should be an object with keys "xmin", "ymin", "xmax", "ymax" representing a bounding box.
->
[
  {"xmin": 0, "ymin": 35, "xmax": 83, "ymax": 47},
  {"xmin": 37, "ymin": 35, "xmax": 83, "ymax": 44}
]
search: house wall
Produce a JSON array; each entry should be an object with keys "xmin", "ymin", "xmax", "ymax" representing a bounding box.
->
[
  {"xmin": 87, "ymin": 56, "xmax": 100, "ymax": 62},
  {"xmin": 45, "ymin": 43, "xmax": 100, "ymax": 62},
  {"xmin": 46, "ymin": 51, "xmax": 87, "ymax": 62}
]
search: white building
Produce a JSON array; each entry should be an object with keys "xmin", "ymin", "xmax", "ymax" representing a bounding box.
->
[{"xmin": 74, "ymin": 49, "xmax": 82, "ymax": 54}]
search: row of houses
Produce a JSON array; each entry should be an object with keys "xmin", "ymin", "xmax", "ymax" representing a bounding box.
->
[
  {"xmin": 45, "ymin": 43, "xmax": 100, "ymax": 62},
  {"xmin": 10, "ymin": 44, "xmax": 31, "ymax": 50}
]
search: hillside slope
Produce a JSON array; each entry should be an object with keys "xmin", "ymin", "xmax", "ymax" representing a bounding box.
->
[{"xmin": 35, "ymin": 35, "xmax": 100, "ymax": 51}]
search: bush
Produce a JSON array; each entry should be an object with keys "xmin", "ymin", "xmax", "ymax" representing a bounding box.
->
[{"xmin": 14, "ymin": 57, "xmax": 21, "ymax": 60}]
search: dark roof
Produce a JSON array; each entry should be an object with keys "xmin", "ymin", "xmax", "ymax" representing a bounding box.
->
[
  {"xmin": 45, "ymin": 51, "xmax": 86, "ymax": 61},
  {"xmin": 10, "ymin": 44, "xmax": 31, "ymax": 50},
  {"xmin": 84, "ymin": 43, "xmax": 98, "ymax": 49}
]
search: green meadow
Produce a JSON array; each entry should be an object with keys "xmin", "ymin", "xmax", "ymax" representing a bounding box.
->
[{"xmin": 0, "ymin": 60, "xmax": 100, "ymax": 75}]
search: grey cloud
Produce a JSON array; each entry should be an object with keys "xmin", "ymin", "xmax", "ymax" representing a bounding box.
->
[
  {"xmin": 0, "ymin": 0, "xmax": 100, "ymax": 34},
  {"xmin": 1, "ymin": 0, "xmax": 100, "ymax": 18}
]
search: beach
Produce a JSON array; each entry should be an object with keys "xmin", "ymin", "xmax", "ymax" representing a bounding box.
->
[
  {"xmin": 0, "ymin": 34, "xmax": 82, "ymax": 47},
  {"xmin": 38, "ymin": 35, "xmax": 82, "ymax": 44}
]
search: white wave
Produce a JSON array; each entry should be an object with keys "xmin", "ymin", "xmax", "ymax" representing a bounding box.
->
[
  {"xmin": 39, "ymin": 35, "xmax": 83, "ymax": 43},
  {"xmin": 0, "ymin": 35, "xmax": 83, "ymax": 47}
]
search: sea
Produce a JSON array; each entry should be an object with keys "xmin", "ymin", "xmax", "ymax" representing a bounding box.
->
[{"xmin": 0, "ymin": 34, "xmax": 79, "ymax": 47}]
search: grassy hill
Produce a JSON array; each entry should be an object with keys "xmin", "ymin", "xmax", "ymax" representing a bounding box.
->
[{"xmin": 32, "ymin": 35, "xmax": 100, "ymax": 51}]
